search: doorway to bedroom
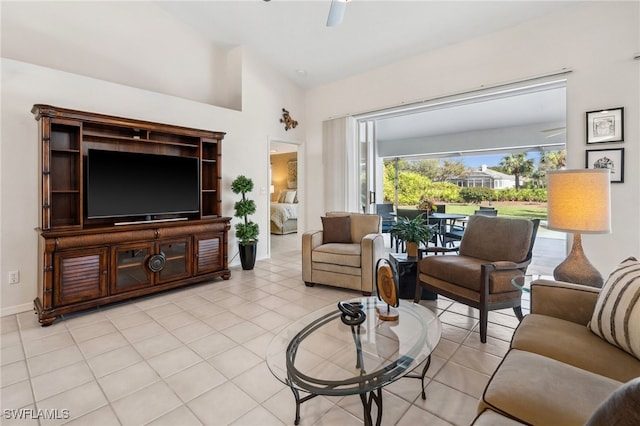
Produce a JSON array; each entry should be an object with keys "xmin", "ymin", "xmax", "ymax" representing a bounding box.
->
[{"xmin": 269, "ymin": 139, "xmax": 300, "ymax": 256}]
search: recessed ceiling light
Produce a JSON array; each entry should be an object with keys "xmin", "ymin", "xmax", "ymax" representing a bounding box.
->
[{"xmin": 296, "ymin": 69, "xmax": 307, "ymax": 77}]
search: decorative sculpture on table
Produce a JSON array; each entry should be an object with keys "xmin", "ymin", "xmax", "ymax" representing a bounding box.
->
[
  {"xmin": 337, "ymin": 301, "xmax": 367, "ymax": 371},
  {"xmin": 375, "ymin": 258, "xmax": 400, "ymax": 320},
  {"xmin": 337, "ymin": 301, "xmax": 366, "ymax": 326}
]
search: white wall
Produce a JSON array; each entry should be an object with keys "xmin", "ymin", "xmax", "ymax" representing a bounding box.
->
[
  {"xmin": 0, "ymin": 48, "xmax": 305, "ymax": 314},
  {"xmin": 304, "ymin": 1, "xmax": 640, "ymax": 276},
  {"xmin": 1, "ymin": 2, "xmax": 242, "ymax": 110}
]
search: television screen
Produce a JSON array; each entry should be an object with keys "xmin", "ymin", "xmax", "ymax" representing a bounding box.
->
[{"xmin": 87, "ymin": 149, "xmax": 199, "ymax": 219}]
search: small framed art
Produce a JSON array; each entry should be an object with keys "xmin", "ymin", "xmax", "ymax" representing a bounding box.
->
[
  {"xmin": 586, "ymin": 107, "xmax": 624, "ymax": 144},
  {"xmin": 585, "ymin": 148, "xmax": 624, "ymax": 183}
]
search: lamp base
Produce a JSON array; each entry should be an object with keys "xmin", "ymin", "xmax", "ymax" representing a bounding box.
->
[{"xmin": 553, "ymin": 233, "xmax": 603, "ymax": 287}]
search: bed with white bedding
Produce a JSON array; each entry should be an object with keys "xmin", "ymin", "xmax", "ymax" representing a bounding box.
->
[{"xmin": 270, "ymin": 190, "xmax": 298, "ymax": 234}]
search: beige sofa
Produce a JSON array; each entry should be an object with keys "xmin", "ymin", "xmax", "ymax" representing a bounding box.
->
[
  {"xmin": 474, "ymin": 279, "xmax": 640, "ymax": 425},
  {"xmin": 302, "ymin": 212, "xmax": 383, "ymax": 295}
]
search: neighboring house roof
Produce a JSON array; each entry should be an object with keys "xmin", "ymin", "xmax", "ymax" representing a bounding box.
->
[{"xmin": 451, "ymin": 166, "xmax": 515, "ymax": 182}]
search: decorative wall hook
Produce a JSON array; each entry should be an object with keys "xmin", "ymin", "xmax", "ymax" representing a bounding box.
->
[{"xmin": 280, "ymin": 108, "xmax": 298, "ymax": 131}]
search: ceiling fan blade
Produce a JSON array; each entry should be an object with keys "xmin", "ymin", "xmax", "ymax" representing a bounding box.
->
[{"xmin": 327, "ymin": 0, "xmax": 347, "ymax": 27}]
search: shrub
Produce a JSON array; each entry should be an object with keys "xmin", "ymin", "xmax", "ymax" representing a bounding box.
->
[
  {"xmin": 494, "ymin": 188, "xmax": 547, "ymax": 202},
  {"xmin": 459, "ymin": 187, "xmax": 494, "ymax": 203}
]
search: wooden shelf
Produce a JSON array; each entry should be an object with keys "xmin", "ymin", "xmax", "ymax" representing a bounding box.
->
[
  {"xmin": 51, "ymin": 148, "xmax": 80, "ymax": 153},
  {"xmin": 83, "ymin": 131, "xmax": 201, "ymax": 149}
]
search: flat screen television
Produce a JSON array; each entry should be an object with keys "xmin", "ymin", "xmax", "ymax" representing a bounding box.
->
[{"xmin": 87, "ymin": 149, "xmax": 200, "ymax": 220}]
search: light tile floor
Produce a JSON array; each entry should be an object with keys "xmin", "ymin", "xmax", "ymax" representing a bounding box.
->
[{"xmin": 0, "ymin": 232, "xmax": 562, "ymax": 426}]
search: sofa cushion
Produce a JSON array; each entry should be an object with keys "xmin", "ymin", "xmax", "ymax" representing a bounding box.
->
[
  {"xmin": 312, "ymin": 243, "xmax": 361, "ymax": 268},
  {"xmin": 420, "ymin": 255, "xmax": 522, "ymax": 294},
  {"xmin": 512, "ymin": 314, "xmax": 640, "ymax": 382},
  {"xmin": 588, "ymin": 256, "xmax": 640, "ymax": 360},
  {"xmin": 325, "ymin": 212, "xmax": 381, "ymax": 242},
  {"xmin": 349, "ymin": 213, "xmax": 381, "ymax": 242},
  {"xmin": 585, "ymin": 377, "xmax": 640, "ymax": 426},
  {"xmin": 459, "ymin": 215, "xmax": 533, "ymax": 263},
  {"xmin": 472, "ymin": 409, "xmax": 526, "ymax": 426},
  {"xmin": 321, "ymin": 216, "xmax": 352, "ymax": 244},
  {"xmin": 482, "ymin": 349, "xmax": 621, "ymax": 426}
]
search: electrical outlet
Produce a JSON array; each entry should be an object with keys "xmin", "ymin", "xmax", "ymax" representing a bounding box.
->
[{"xmin": 9, "ymin": 270, "xmax": 20, "ymax": 285}]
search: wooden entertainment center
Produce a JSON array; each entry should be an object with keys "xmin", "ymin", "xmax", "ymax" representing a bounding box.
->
[{"xmin": 32, "ymin": 105, "xmax": 231, "ymax": 326}]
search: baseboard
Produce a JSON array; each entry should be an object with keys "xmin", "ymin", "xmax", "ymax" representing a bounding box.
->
[{"xmin": 1, "ymin": 302, "xmax": 33, "ymax": 317}]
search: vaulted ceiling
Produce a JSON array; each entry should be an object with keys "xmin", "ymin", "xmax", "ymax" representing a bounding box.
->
[{"xmin": 156, "ymin": 1, "xmax": 583, "ymax": 89}]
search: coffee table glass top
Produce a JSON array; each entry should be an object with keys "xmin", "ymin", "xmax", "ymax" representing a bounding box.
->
[
  {"xmin": 266, "ymin": 297, "xmax": 441, "ymax": 396},
  {"xmin": 511, "ymin": 275, "xmax": 531, "ymax": 293}
]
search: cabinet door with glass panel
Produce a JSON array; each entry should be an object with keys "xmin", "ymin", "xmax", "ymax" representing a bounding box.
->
[{"xmin": 111, "ymin": 242, "xmax": 155, "ymax": 294}]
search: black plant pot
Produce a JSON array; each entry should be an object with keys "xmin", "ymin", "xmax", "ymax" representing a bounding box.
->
[{"xmin": 239, "ymin": 243, "xmax": 257, "ymax": 270}]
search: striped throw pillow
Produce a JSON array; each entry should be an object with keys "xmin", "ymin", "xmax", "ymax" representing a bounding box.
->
[{"xmin": 588, "ymin": 257, "xmax": 640, "ymax": 359}]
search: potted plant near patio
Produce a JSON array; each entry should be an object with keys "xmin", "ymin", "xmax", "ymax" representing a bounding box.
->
[
  {"xmin": 231, "ymin": 175, "xmax": 259, "ymax": 270},
  {"xmin": 417, "ymin": 197, "xmax": 437, "ymax": 213},
  {"xmin": 389, "ymin": 214, "xmax": 435, "ymax": 257}
]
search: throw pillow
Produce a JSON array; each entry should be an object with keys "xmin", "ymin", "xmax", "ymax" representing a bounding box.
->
[
  {"xmin": 321, "ymin": 216, "xmax": 352, "ymax": 244},
  {"xmin": 277, "ymin": 190, "xmax": 287, "ymax": 203},
  {"xmin": 284, "ymin": 190, "xmax": 296, "ymax": 204},
  {"xmin": 585, "ymin": 377, "xmax": 640, "ymax": 426},
  {"xmin": 588, "ymin": 256, "xmax": 640, "ymax": 359}
]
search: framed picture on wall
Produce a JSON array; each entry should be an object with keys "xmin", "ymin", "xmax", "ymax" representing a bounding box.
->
[
  {"xmin": 586, "ymin": 148, "xmax": 624, "ymax": 183},
  {"xmin": 287, "ymin": 160, "xmax": 298, "ymax": 189},
  {"xmin": 586, "ymin": 107, "xmax": 624, "ymax": 144}
]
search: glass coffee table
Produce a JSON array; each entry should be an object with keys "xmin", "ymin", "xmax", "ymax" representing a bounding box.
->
[
  {"xmin": 511, "ymin": 275, "xmax": 531, "ymax": 293},
  {"xmin": 266, "ymin": 297, "xmax": 441, "ymax": 426}
]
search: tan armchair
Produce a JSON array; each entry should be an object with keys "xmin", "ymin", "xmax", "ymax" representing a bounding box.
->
[
  {"xmin": 415, "ymin": 215, "xmax": 539, "ymax": 342},
  {"xmin": 302, "ymin": 212, "xmax": 384, "ymax": 295}
]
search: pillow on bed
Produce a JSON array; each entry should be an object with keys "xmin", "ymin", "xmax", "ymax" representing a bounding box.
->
[
  {"xmin": 321, "ymin": 216, "xmax": 352, "ymax": 244},
  {"xmin": 277, "ymin": 190, "xmax": 287, "ymax": 203},
  {"xmin": 284, "ymin": 191, "xmax": 296, "ymax": 204}
]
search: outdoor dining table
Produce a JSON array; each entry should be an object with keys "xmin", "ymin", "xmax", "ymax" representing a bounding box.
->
[{"xmin": 428, "ymin": 212, "xmax": 468, "ymax": 246}]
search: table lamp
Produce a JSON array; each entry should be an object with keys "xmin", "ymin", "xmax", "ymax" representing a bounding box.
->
[{"xmin": 546, "ymin": 169, "xmax": 611, "ymax": 287}]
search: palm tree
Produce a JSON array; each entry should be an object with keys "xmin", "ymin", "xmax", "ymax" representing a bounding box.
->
[
  {"xmin": 500, "ymin": 153, "xmax": 534, "ymax": 190},
  {"xmin": 539, "ymin": 150, "xmax": 566, "ymax": 170},
  {"xmin": 536, "ymin": 150, "xmax": 567, "ymax": 187}
]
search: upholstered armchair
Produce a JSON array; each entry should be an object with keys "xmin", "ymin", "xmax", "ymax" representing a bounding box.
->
[
  {"xmin": 302, "ymin": 212, "xmax": 384, "ymax": 295},
  {"xmin": 415, "ymin": 215, "xmax": 539, "ymax": 343}
]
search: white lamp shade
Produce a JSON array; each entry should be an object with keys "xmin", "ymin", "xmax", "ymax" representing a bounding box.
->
[
  {"xmin": 270, "ymin": 185, "xmax": 275, "ymax": 194},
  {"xmin": 547, "ymin": 169, "xmax": 611, "ymax": 234}
]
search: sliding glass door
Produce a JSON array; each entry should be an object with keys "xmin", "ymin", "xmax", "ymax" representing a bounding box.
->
[{"xmin": 358, "ymin": 119, "xmax": 377, "ymax": 213}]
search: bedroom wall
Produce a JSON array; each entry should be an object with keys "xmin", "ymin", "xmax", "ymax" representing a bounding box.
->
[
  {"xmin": 304, "ymin": 1, "xmax": 639, "ymax": 278},
  {"xmin": 271, "ymin": 152, "xmax": 298, "ymax": 202}
]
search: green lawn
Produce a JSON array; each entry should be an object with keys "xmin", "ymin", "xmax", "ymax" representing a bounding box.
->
[{"xmin": 442, "ymin": 203, "xmax": 548, "ymax": 220}]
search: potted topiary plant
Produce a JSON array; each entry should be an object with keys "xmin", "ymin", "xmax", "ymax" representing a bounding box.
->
[
  {"xmin": 389, "ymin": 214, "xmax": 435, "ymax": 257},
  {"xmin": 231, "ymin": 175, "xmax": 259, "ymax": 270}
]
